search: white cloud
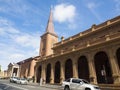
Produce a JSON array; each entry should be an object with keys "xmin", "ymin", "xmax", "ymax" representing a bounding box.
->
[
  {"xmin": 0, "ymin": 17, "xmax": 40, "ymax": 70},
  {"xmin": 114, "ymin": 0, "xmax": 120, "ymax": 14},
  {"xmin": 10, "ymin": 33, "xmax": 40, "ymax": 48},
  {"xmin": 0, "ymin": 17, "xmax": 20, "ymax": 35},
  {"xmin": 0, "ymin": 0, "xmax": 43, "ymax": 20},
  {"xmin": 0, "ymin": 27, "xmax": 20, "ymax": 35},
  {"xmin": 0, "ymin": 17, "xmax": 13, "ymax": 26},
  {"xmin": 9, "ymin": 53, "xmax": 25, "ymax": 60},
  {"xmin": 87, "ymin": 2, "xmax": 96, "ymax": 9},
  {"xmin": 0, "ymin": 0, "xmax": 30, "ymax": 17},
  {"xmin": 86, "ymin": 2, "xmax": 102, "ymax": 22},
  {"xmin": 53, "ymin": 3, "xmax": 76, "ymax": 23}
]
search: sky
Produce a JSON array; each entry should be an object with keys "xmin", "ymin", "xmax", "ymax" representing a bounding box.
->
[{"xmin": 0, "ymin": 0, "xmax": 120, "ymax": 70}]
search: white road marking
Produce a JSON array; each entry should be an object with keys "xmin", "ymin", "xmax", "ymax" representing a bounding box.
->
[
  {"xmin": 27, "ymin": 86, "xmax": 35, "ymax": 88},
  {"xmin": 4, "ymin": 86, "xmax": 10, "ymax": 89},
  {"xmin": 3, "ymin": 83, "xmax": 28, "ymax": 90}
]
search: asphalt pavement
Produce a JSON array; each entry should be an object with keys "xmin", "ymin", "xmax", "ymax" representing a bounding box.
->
[
  {"xmin": 0, "ymin": 79, "xmax": 120, "ymax": 90},
  {"xmin": 0, "ymin": 83, "xmax": 21, "ymax": 90},
  {"xmin": 0, "ymin": 79, "xmax": 60, "ymax": 90}
]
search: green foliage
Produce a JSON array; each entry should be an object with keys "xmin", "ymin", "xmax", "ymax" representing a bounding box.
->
[{"xmin": 0, "ymin": 65, "xmax": 1, "ymax": 72}]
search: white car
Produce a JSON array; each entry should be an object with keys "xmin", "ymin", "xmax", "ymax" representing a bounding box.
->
[
  {"xmin": 62, "ymin": 78, "xmax": 100, "ymax": 90},
  {"xmin": 16, "ymin": 78, "xmax": 28, "ymax": 85},
  {"xmin": 10, "ymin": 77, "xmax": 19, "ymax": 83}
]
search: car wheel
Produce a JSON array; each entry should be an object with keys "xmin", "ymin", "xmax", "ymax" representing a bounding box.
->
[
  {"xmin": 64, "ymin": 86, "xmax": 70, "ymax": 90},
  {"xmin": 85, "ymin": 88, "xmax": 91, "ymax": 90}
]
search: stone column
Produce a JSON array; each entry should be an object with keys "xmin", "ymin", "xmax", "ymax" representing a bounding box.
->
[
  {"xmin": 72, "ymin": 58, "xmax": 78, "ymax": 78},
  {"xmin": 19, "ymin": 65, "xmax": 22, "ymax": 77},
  {"xmin": 34, "ymin": 66, "xmax": 37, "ymax": 83},
  {"xmin": 29, "ymin": 60, "xmax": 35, "ymax": 78},
  {"xmin": 41, "ymin": 63, "xmax": 46, "ymax": 84},
  {"xmin": 16, "ymin": 67, "xmax": 19, "ymax": 77},
  {"xmin": 88, "ymin": 54, "xmax": 97, "ymax": 84},
  {"xmin": 50, "ymin": 63, "xmax": 54, "ymax": 84},
  {"xmin": 108, "ymin": 49, "xmax": 120, "ymax": 84},
  {"xmin": 11, "ymin": 67, "xmax": 13, "ymax": 77},
  {"xmin": 60, "ymin": 61, "xmax": 65, "ymax": 84},
  {"xmin": 25, "ymin": 69, "xmax": 28, "ymax": 77}
]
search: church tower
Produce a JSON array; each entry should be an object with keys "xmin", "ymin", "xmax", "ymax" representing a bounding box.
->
[{"xmin": 39, "ymin": 9, "xmax": 58, "ymax": 57}]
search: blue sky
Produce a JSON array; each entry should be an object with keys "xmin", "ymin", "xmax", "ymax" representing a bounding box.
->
[{"xmin": 0, "ymin": 0, "xmax": 120, "ymax": 70}]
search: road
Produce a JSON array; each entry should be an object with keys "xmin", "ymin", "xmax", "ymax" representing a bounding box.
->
[
  {"xmin": 0, "ymin": 79, "xmax": 120, "ymax": 90},
  {"xmin": 0, "ymin": 79, "xmax": 60, "ymax": 90}
]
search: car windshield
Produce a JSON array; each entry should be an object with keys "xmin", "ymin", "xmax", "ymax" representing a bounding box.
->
[
  {"xmin": 72, "ymin": 79, "xmax": 81, "ymax": 84},
  {"xmin": 82, "ymin": 79, "xmax": 89, "ymax": 84},
  {"xmin": 21, "ymin": 78, "xmax": 26, "ymax": 80},
  {"xmin": 65, "ymin": 79, "xmax": 70, "ymax": 82}
]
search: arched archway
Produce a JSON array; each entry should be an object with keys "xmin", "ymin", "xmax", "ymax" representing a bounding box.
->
[
  {"xmin": 116, "ymin": 48, "xmax": 120, "ymax": 69},
  {"xmin": 78, "ymin": 56, "xmax": 90, "ymax": 82},
  {"xmin": 54, "ymin": 61, "xmax": 61, "ymax": 83},
  {"xmin": 65, "ymin": 59, "xmax": 73, "ymax": 80},
  {"xmin": 46, "ymin": 63, "xmax": 51, "ymax": 83},
  {"xmin": 94, "ymin": 51, "xmax": 113, "ymax": 84},
  {"xmin": 36, "ymin": 65, "xmax": 42, "ymax": 83}
]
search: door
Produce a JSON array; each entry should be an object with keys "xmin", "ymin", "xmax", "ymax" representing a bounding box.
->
[{"xmin": 70, "ymin": 79, "xmax": 82, "ymax": 90}]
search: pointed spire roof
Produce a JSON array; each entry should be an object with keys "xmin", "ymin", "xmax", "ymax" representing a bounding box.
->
[{"xmin": 45, "ymin": 8, "xmax": 56, "ymax": 35}]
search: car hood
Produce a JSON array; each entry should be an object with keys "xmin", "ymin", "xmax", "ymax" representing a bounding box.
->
[{"xmin": 83, "ymin": 83, "xmax": 99, "ymax": 88}]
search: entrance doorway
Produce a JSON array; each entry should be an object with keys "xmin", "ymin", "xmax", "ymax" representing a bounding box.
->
[
  {"xmin": 116, "ymin": 48, "xmax": 120, "ymax": 69},
  {"xmin": 78, "ymin": 56, "xmax": 90, "ymax": 82},
  {"xmin": 46, "ymin": 63, "xmax": 51, "ymax": 83},
  {"xmin": 36, "ymin": 65, "xmax": 42, "ymax": 83},
  {"xmin": 65, "ymin": 59, "xmax": 73, "ymax": 80},
  {"xmin": 54, "ymin": 61, "xmax": 61, "ymax": 83},
  {"xmin": 94, "ymin": 51, "xmax": 113, "ymax": 84}
]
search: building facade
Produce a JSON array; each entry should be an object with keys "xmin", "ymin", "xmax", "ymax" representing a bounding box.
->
[
  {"xmin": 17, "ymin": 57, "xmax": 38, "ymax": 78},
  {"xmin": 15, "ymin": 9, "xmax": 120, "ymax": 85},
  {"xmin": 35, "ymin": 10, "xmax": 120, "ymax": 85},
  {"xmin": 7, "ymin": 63, "xmax": 19, "ymax": 77}
]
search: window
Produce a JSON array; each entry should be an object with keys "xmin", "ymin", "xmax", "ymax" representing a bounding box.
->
[
  {"xmin": 66, "ymin": 79, "xmax": 70, "ymax": 82},
  {"xmin": 82, "ymin": 79, "xmax": 89, "ymax": 84},
  {"xmin": 72, "ymin": 79, "xmax": 81, "ymax": 84}
]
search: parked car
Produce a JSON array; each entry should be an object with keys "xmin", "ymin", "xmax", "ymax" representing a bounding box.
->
[
  {"xmin": 16, "ymin": 78, "xmax": 28, "ymax": 85},
  {"xmin": 62, "ymin": 78, "xmax": 100, "ymax": 90},
  {"xmin": 10, "ymin": 77, "xmax": 19, "ymax": 83}
]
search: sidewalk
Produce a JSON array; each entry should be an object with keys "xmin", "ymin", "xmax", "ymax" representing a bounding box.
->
[
  {"xmin": 28, "ymin": 82, "xmax": 120, "ymax": 90},
  {"xmin": 28, "ymin": 82, "xmax": 62, "ymax": 89}
]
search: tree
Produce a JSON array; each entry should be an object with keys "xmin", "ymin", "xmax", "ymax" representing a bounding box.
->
[{"xmin": 0, "ymin": 65, "xmax": 1, "ymax": 72}]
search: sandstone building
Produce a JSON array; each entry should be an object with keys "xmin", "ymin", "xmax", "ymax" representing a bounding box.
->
[
  {"xmin": 17, "ymin": 56, "xmax": 39, "ymax": 78},
  {"xmin": 14, "ymin": 9, "xmax": 120, "ymax": 85},
  {"xmin": 7, "ymin": 63, "xmax": 19, "ymax": 77},
  {"xmin": 35, "ymin": 10, "xmax": 120, "ymax": 85}
]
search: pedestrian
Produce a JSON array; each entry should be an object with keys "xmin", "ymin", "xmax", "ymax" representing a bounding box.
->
[{"xmin": 40, "ymin": 78, "xmax": 43, "ymax": 86}]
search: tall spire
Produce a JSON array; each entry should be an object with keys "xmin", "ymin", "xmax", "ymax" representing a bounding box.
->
[
  {"xmin": 39, "ymin": 7, "xmax": 58, "ymax": 56},
  {"xmin": 46, "ymin": 8, "xmax": 56, "ymax": 34}
]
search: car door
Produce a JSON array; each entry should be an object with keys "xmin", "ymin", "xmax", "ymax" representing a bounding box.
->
[
  {"xmin": 70, "ymin": 79, "xmax": 82, "ymax": 90},
  {"xmin": 17, "ymin": 78, "xmax": 20, "ymax": 84}
]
